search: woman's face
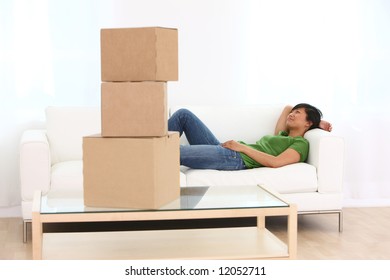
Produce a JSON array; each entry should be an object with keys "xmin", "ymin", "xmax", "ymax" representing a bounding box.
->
[{"xmin": 286, "ymin": 108, "xmax": 312, "ymax": 131}]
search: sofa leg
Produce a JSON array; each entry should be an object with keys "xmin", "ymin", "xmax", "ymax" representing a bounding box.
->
[
  {"xmin": 23, "ymin": 219, "xmax": 31, "ymax": 243},
  {"xmin": 298, "ymin": 210, "xmax": 343, "ymax": 232},
  {"xmin": 338, "ymin": 210, "xmax": 343, "ymax": 232}
]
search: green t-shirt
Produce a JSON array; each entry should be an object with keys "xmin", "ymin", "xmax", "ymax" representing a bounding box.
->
[{"xmin": 239, "ymin": 131, "xmax": 309, "ymax": 169}]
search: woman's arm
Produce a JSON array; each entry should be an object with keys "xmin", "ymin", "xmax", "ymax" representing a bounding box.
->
[
  {"xmin": 274, "ymin": 105, "xmax": 292, "ymax": 135},
  {"xmin": 222, "ymin": 140, "xmax": 300, "ymax": 168}
]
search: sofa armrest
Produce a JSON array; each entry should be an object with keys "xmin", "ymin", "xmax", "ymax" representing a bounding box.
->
[
  {"xmin": 305, "ymin": 129, "xmax": 345, "ymax": 194},
  {"xmin": 20, "ymin": 129, "xmax": 51, "ymax": 202}
]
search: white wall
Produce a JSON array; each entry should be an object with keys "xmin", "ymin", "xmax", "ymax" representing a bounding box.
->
[{"xmin": 1, "ymin": 0, "xmax": 390, "ymax": 212}]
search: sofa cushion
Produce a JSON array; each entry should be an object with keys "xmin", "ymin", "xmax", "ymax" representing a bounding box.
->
[
  {"xmin": 183, "ymin": 163, "xmax": 318, "ymax": 194},
  {"xmin": 46, "ymin": 107, "xmax": 101, "ymax": 164},
  {"xmin": 51, "ymin": 160, "xmax": 188, "ymax": 193},
  {"xmin": 51, "ymin": 161, "xmax": 84, "ymax": 192}
]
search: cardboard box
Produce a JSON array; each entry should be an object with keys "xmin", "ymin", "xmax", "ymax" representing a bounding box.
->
[
  {"xmin": 101, "ymin": 27, "xmax": 178, "ymax": 82},
  {"xmin": 83, "ymin": 132, "xmax": 180, "ymax": 209},
  {"xmin": 101, "ymin": 82, "xmax": 167, "ymax": 137}
]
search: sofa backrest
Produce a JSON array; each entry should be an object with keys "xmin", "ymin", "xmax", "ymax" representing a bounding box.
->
[
  {"xmin": 46, "ymin": 106, "xmax": 101, "ymax": 164},
  {"xmin": 46, "ymin": 104, "xmax": 285, "ymax": 164},
  {"xmin": 170, "ymin": 104, "xmax": 285, "ymax": 144}
]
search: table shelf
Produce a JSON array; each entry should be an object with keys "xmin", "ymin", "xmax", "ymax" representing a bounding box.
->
[{"xmin": 42, "ymin": 227, "xmax": 289, "ymax": 260}]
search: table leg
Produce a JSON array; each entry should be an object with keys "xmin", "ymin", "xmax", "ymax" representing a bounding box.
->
[
  {"xmin": 257, "ymin": 216, "xmax": 265, "ymax": 228},
  {"xmin": 32, "ymin": 191, "xmax": 43, "ymax": 260},
  {"xmin": 287, "ymin": 204, "xmax": 298, "ymax": 259}
]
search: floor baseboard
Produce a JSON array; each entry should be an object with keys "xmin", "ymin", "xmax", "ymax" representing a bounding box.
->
[
  {"xmin": 343, "ymin": 198, "xmax": 390, "ymax": 208},
  {"xmin": 0, "ymin": 206, "xmax": 22, "ymax": 218}
]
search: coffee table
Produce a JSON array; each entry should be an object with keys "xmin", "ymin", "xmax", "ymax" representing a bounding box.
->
[{"xmin": 32, "ymin": 185, "xmax": 297, "ymax": 260}]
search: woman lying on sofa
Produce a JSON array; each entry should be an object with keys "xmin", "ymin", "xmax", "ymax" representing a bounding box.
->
[{"xmin": 168, "ymin": 104, "xmax": 332, "ymax": 170}]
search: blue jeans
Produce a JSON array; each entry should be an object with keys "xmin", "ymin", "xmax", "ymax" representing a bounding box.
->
[{"xmin": 168, "ymin": 109, "xmax": 246, "ymax": 170}]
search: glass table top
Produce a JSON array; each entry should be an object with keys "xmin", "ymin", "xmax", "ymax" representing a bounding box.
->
[{"xmin": 40, "ymin": 185, "xmax": 289, "ymax": 214}]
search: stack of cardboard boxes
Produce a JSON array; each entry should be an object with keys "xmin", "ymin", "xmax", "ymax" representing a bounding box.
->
[{"xmin": 83, "ymin": 27, "xmax": 180, "ymax": 209}]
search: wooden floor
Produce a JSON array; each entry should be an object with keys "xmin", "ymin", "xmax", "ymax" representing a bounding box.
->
[{"xmin": 1, "ymin": 207, "xmax": 390, "ymax": 260}]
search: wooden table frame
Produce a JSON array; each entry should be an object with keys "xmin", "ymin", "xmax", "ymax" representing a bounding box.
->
[{"xmin": 32, "ymin": 189, "xmax": 297, "ymax": 260}]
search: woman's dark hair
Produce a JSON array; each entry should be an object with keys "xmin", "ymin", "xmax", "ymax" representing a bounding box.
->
[{"xmin": 292, "ymin": 103, "xmax": 323, "ymax": 130}]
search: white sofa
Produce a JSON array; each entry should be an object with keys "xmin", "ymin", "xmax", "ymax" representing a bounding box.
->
[{"xmin": 20, "ymin": 105, "xmax": 344, "ymax": 242}]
